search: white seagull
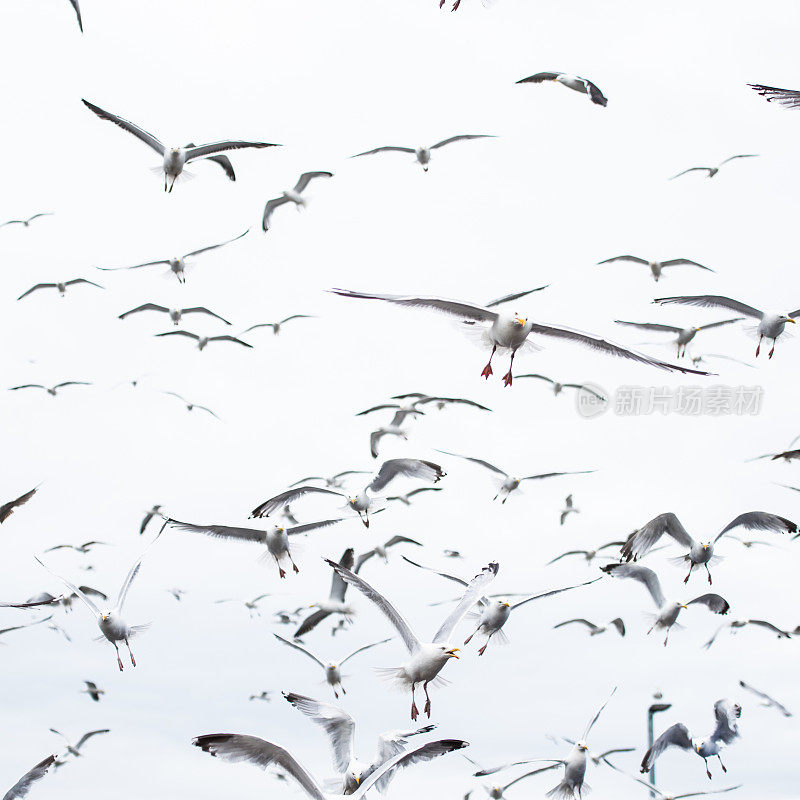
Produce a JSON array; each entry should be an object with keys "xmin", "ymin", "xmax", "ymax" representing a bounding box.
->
[
  {"xmin": 598, "ymin": 256, "xmax": 714, "ymax": 282},
  {"xmin": 703, "ymin": 619, "xmax": 792, "ymax": 650},
  {"xmin": 352, "ymin": 135, "xmax": 495, "ymax": 171},
  {"xmin": 516, "ymin": 72, "xmax": 607, "ymax": 106},
  {"xmin": 155, "ymin": 330, "xmax": 252, "ymax": 350},
  {"xmin": 262, "ymin": 172, "xmax": 333, "ymax": 231},
  {"xmin": 514, "ymin": 375, "xmax": 606, "ymax": 401},
  {"xmin": 354, "ymin": 536, "xmax": 423, "ymax": 573},
  {"xmin": 214, "ymin": 594, "xmax": 274, "ymax": 617},
  {"xmin": 243, "ymin": 315, "xmax": 315, "ymax": 336},
  {"xmin": 0, "ymin": 213, "xmax": 53, "ymax": 229},
  {"xmin": 560, "ymin": 495, "xmax": 579, "ymax": 525},
  {"xmin": 49, "ymin": 728, "xmax": 110, "ymax": 759},
  {"xmin": 119, "ymin": 304, "xmax": 231, "ymax": 326},
  {"xmin": 614, "ymin": 318, "xmax": 744, "ymax": 356},
  {"xmin": 9, "ymin": 382, "xmax": 91, "ymax": 396},
  {"xmin": 81, "ymin": 100, "xmax": 280, "ymax": 191},
  {"xmin": 162, "ymin": 391, "xmax": 219, "ymax": 418},
  {"xmin": 17, "ymin": 279, "xmax": 103, "ymax": 301},
  {"xmin": 670, "ymin": 156, "xmax": 758, "ymax": 180}
]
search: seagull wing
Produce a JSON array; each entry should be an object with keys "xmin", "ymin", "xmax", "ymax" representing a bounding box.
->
[
  {"xmin": 711, "ymin": 700, "xmax": 741, "ymax": 744},
  {"xmin": 433, "ymin": 563, "xmax": 499, "ymax": 642},
  {"xmin": 485, "ymin": 286, "xmax": 549, "ymax": 307},
  {"xmin": 554, "ymin": 619, "xmax": 600, "ymax": 633},
  {"xmin": 81, "ymin": 100, "xmax": 165, "ymax": 155},
  {"xmin": 203, "ymin": 154, "xmax": 236, "ymax": 180},
  {"xmin": 0, "ymin": 487, "xmax": 38, "ymax": 523},
  {"xmin": 119, "ymin": 303, "xmax": 169, "ymax": 319},
  {"xmin": 115, "ymin": 552, "xmax": 148, "ymax": 613},
  {"xmin": 17, "ymin": 284, "xmax": 56, "ymax": 300},
  {"xmin": 8, "ymin": 385, "xmax": 46, "ymax": 392},
  {"xmin": 582, "ymin": 686, "xmax": 617, "ymax": 739},
  {"xmin": 3, "ymin": 756, "xmax": 56, "ymax": 800},
  {"xmin": 185, "ymin": 141, "xmax": 280, "ymax": 161},
  {"xmin": 641, "ymin": 724, "xmax": 693, "ymax": 772},
  {"xmin": 718, "ymin": 154, "xmax": 759, "ymax": 165},
  {"xmin": 660, "ymin": 259, "xmax": 714, "ymax": 271},
  {"xmin": 738, "ymin": 680, "xmax": 791, "ymax": 716},
  {"xmin": 502, "ymin": 764, "xmax": 562, "ymax": 790},
  {"xmin": 272, "ymin": 634, "xmax": 326, "ymax": 668},
  {"xmin": 614, "ymin": 320, "xmax": 683, "ymax": 333},
  {"xmin": 597, "ymin": 255, "xmax": 649, "ymax": 265},
  {"xmin": 339, "ymin": 637, "xmax": 393, "ymax": 666},
  {"xmin": 330, "ymin": 289, "xmax": 498, "ymax": 324},
  {"xmin": 293, "ymin": 172, "xmax": 333, "ymax": 193},
  {"xmin": 513, "ymin": 373, "xmax": 555, "ymax": 384},
  {"xmin": 262, "ymin": 196, "xmax": 294, "ymax": 231},
  {"xmin": 670, "ymin": 167, "xmax": 713, "ymax": 179},
  {"xmin": 744, "ymin": 619, "xmax": 791, "ymax": 637},
  {"xmin": 687, "ymin": 594, "xmax": 731, "ymax": 615},
  {"xmin": 74, "ymin": 730, "xmax": 110, "ymax": 751},
  {"xmin": 181, "ymin": 307, "xmax": 233, "ymax": 325},
  {"xmin": 748, "ymin": 83, "xmax": 800, "ymax": 108},
  {"xmin": 385, "ymin": 535, "xmax": 424, "ymax": 547},
  {"xmin": 654, "ymin": 295, "xmax": 763, "ymax": 319},
  {"xmin": 582, "ymin": 78, "xmax": 608, "ymax": 106},
  {"xmin": 251, "ymin": 486, "xmax": 343, "ymax": 518},
  {"xmin": 356, "ymin": 404, "xmax": 401, "ymax": 416},
  {"xmin": 208, "ymin": 335, "xmax": 253, "ymax": 348},
  {"xmin": 715, "ymin": 511, "xmax": 797, "ymax": 543},
  {"xmin": 430, "ymin": 135, "xmax": 496, "ymax": 150},
  {"xmin": 516, "ymin": 72, "xmax": 562, "ymax": 83},
  {"xmin": 184, "ymin": 230, "xmax": 249, "ymax": 258},
  {"xmin": 329, "ymin": 548, "xmax": 355, "ymax": 602},
  {"xmin": 34, "ymin": 557, "xmax": 99, "ymax": 615},
  {"xmin": 286, "ymin": 519, "xmax": 345, "ymax": 537},
  {"xmin": 96, "ymin": 259, "xmax": 171, "ymax": 271},
  {"xmin": 434, "ymin": 450, "xmax": 507, "ymax": 476},
  {"xmin": 600, "ymin": 563, "xmax": 665, "ymax": 608},
  {"xmin": 169, "ymin": 519, "xmax": 267, "ymax": 545},
  {"xmin": 511, "ymin": 578, "xmax": 602, "ymax": 611},
  {"xmin": 696, "ymin": 318, "xmax": 747, "ymax": 331},
  {"xmin": 368, "ymin": 459, "xmax": 445, "ymax": 493},
  {"xmin": 546, "ymin": 550, "xmax": 589, "ymax": 565},
  {"xmin": 351, "ymin": 146, "xmax": 416, "ymax": 157},
  {"xmin": 282, "ymin": 693, "xmax": 355, "ymax": 772},
  {"xmin": 621, "ymin": 512, "xmax": 695, "ymax": 560},
  {"xmin": 519, "ymin": 470, "xmax": 595, "ymax": 482},
  {"xmin": 294, "ymin": 610, "xmax": 333, "ymax": 638}
]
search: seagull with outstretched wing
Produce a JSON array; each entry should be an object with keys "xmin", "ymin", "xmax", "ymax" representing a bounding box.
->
[
  {"xmin": 352, "ymin": 135, "xmax": 495, "ymax": 171},
  {"xmin": 262, "ymin": 172, "xmax": 333, "ymax": 231},
  {"xmin": 516, "ymin": 72, "xmax": 607, "ymax": 106}
]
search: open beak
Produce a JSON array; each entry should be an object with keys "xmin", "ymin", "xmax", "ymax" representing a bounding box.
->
[
  {"xmin": 355, "ymin": 778, "xmax": 360, "ymax": 786},
  {"xmin": 447, "ymin": 648, "xmax": 461, "ymax": 659},
  {"xmin": 515, "ymin": 317, "xmax": 527, "ymax": 326}
]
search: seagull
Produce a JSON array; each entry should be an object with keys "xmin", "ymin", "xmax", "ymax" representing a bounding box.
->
[
  {"xmin": 288, "ymin": 471, "xmax": 372, "ymax": 490},
  {"xmin": 614, "ymin": 318, "xmax": 744, "ymax": 356},
  {"xmin": 251, "ymin": 458, "xmax": 446, "ymax": 528},
  {"xmin": 80, "ymin": 681, "xmax": 104, "ymax": 702},
  {"xmin": 0, "ymin": 213, "xmax": 53, "ymax": 229},
  {"xmin": 192, "ymin": 733, "xmax": 468, "ymax": 799},
  {"xmin": 516, "ymin": 72, "xmax": 607, "ymax": 106},
  {"xmin": 369, "ymin": 427, "xmax": 409, "ymax": 459},
  {"xmin": 560, "ymin": 495, "xmax": 579, "ymax": 525},
  {"xmin": 243, "ymin": 315, "xmax": 315, "ymax": 336},
  {"xmin": 514, "ymin": 375, "xmax": 606, "ymax": 401},
  {"xmin": 351, "ymin": 135, "xmax": 495, "ymax": 171},
  {"xmin": 44, "ymin": 541, "xmax": 109, "ymax": 554},
  {"xmin": 605, "ymin": 760, "xmax": 742, "ymax": 800},
  {"xmin": 140, "ymin": 505, "xmax": 163, "ymax": 535},
  {"xmin": 249, "ymin": 691, "xmax": 273, "ymax": 702},
  {"xmin": 36, "ymin": 546, "xmax": 154, "ymax": 671},
  {"xmin": 0, "ymin": 486, "xmax": 38, "ymax": 524},
  {"xmin": 9, "ymin": 382, "xmax": 91, "ymax": 396},
  {"xmin": 283, "ymin": 692, "xmax": 436, "ymax": 794},
  {"xmin": 81, "ymin": 100, "xmax": 280, "ymax": 191},
  {"xmin": 167, "ymin": 515, "xmax": 345, "ymax": 578},
  {"xmin": 96, "ymin": 230, "xmax": 248, "ymax": 283},
  {"xmin": 598, "ymin": 256, "xmax": 714, "ymax": 282},
  {"xmin": 485, "ymin": 287, "xmax": 550, "ymax": 308},
  {"xmin": 392, "ymin": 395, "xmax": 493, "ymax": 416},
  {"xmin": 327, "ymin": 558, "xmax": 497, "ymax": 719},
  {"xmin": 49, "ymin": 728, "xmax": 110, "ymax": 759},
  {"xmin": 167, "ymin": 588, "xmax": 185, "ymax": 601},
  {"xmin": 162, "ymin": 392, "xmax": 219, "ymax": 418},
  {"xmin": 654, "ymin": 295, "xmax": 800, "ymax": 358},
  {"xmin": 262, "ymin": 172, "xmax": 333, "ymax": 231},
  {"xmin": 294, "ymin": 549, "xmax": 357, "ymax": 636},
  {"xmin": 436, "ymin": 449, "xmax": 593, "ymax": 504},
  {"xmin": 17, "ymin": 279, "xmax": 103, "ymax": 301},
  {"xmin": 600, "ymin": 563, "xmax": 730, "ymax": 646},
  {"xmin": 618, "ymin": 511, "xmax": 797, "ymax": 583},
  {"xmin": 330, "ymin": 289, "xmax": 706, "ymax": 386},
  {"xmin": 641, "ymin": 700, "xmax": 741, "ymax": 780},
  {"xmin": 546, "ymin": 543, "xmax": 625, "ymax": 566},
  {"xmin": 119, "ymin": 304, "xmax": 231, "ymax": 326},
  {"xmin": 402, "ymin": 556, "xmax": 599, "ymax": 655},
  {"xmin": 356, "ymin": 401, "xmax": 425, "ymax": 428},
  {"xmin": 2, "ymin": 755, "xmax": 56, "ymax": 800},
  {"xmin": 738, "ymin": 680, "xmax": 791, "ymax": 717},
  {"xmin": 703, "ymin": 619, "xmax": 792, "ymax": 650},
  {"xmin": 386, "ymin": 487, "xmax": 443, "ymax": 506},
  {"xmin": 553, "ymin": 618, "xmax": 625, "ymax": 637},
  {"xmin": 670, "ymin": 156, "xmax": 758, "ymax": 180},
  {"xmin": 155, "ymin": 330, "xmax": 253, "ymax": 350},
  {"xmin": 469, "ymin": 765, "xmax": 561, "ymax": 799},
  {"xmin": 274, "ymin": 635, "xmax": 392, "ymax": 698},
  {"xmin": 354, "ymin": 536, "xmax": 423, "ymax": 573},
  {"xmin": 215, "ymin": 595, "xmax": 274, "ymax": 617}
]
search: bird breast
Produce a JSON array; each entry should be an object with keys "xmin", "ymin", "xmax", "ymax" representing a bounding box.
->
[
  {"xmin": 416, "ymin": 148, "xmax": 431, "ymax": 164},
  {"xmin": 658, "ymin": 602, "xmax": 682, "ymax": 627},
  {"xmin": 325, "ymin": 664, "xmax": 342, "ymax": 683},
  {"xmin": 677, "ymin": 328, "xmax": 697, "ymax": 345},
  {"xmin": 490, "ymin": 316, "xmax": 530, "ymax": 349},
  {"xmin": 482, "ymin": 604, "xmax": 511, "ymax": 630},
  {"xmin": 99, "ymin": 614, "xmax": 129, "ymax": 641},
  {"xmin": 163, "ymin": 149, "xmax": 186, "ymax": 174},
  {"xmin": 759, "ymin": 313, "xmax": 785, "ymax": 338},
  {"xmin": 267, "ymin": 528, "xmax": 289, "ymax": 554}
]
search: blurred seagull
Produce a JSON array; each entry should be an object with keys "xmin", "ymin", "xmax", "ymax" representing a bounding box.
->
[
  {"xmin": 546, "ymin": 543, "xmax": 626, "ymax": 566},
  {"xmin": 357, "ymin": 401, "xmax": 425, "ymax": 428},
  {"xmin": 251, "ymin": 458, "xmax": 445, "ymax": 528},
  {"xmin": 600, "ymin": 564, "xmax": 729, "ymax": 646},
  {"xmin": 262, "ymin": 172, "xmax": 333, "ymax": 231},
  {"xmin": 80, "ymin": 681, "xmax": 104, "ymax": 702},
  {"xmin": 0, "ymin": 615, "xmax": 54, "ymax": 642},
  {"xmin": 560, "ymin": 495, "xmax": 579, "ymax": 525},
  {"xmin": 352, "ymin": 135, "xmax": 495, "ymax": 171},
  {"xmin": 0, "ymin": 213, "xmax": 53, "ymax": 229},
  {"xmin": 49, "ymin": 728, "xmax": 109, "ymax": 759},
  {"xmin": 96, "ymin": 230, "xmax": 248, "ymax": 283},
  {"xmin": 243, "ymin": 315, "xmax": 315, "ymax": 336},
  {"xmin": 738, "ymin": 680, "xmax": 791, "ymax": 717},
  {"xmin": 598, "ymin": 256, "xmax": 713, "ymax": 282},
  {"xmin": 140, "ymin": 505, "xmax": 163, "ymax": 535},
  {"xmin": 386, "ymin": 487, "xmax": 443, "ymax": 506},
  {"xmin": 485, "ymin": 287, "xmax": 550, "ymax": 308},
  {"xmin": 17, "ymin": 279, "xmax": 103, "ymax": 301},
  {"xmin": 516, "ymin": 72, "xmax": 607, "ymax": 106},
  {"xmin": 619, "ymin": 511, "xmax": 797, "ymax": 583},
  {"xmin": 330, "ymin": 289, "xmax": 706, "ymax": 386},
  {"xmin": 553, "ymin": 618, "xmax": 625, "ymax": 637},
  {"xmin": 81, "ymin": 99, "xmax": 280, "ymax": 191},
  {"xmin": 249, "ymin": 691, "xmax": 273, "ymax": 702},
  {"xmin": 155, "ymin": 330, "xmax": 252, "ymax": 350},
  {"xmin": 119, "ymin": 304, "xmax": 231, "ymax": 326},
  {"xmin": 274, "ymin": 635, "xmax": 392, "ymax": 699},
  {"xmin": 641, "ymin": 700, "xmax": 741, "ymax": 780},
  {"xmin": 354, "ymin": 536, "xmax": 423, "ymax": 572},
  {"xmin": 670, "ymin": 156, "xmax": 758, "ymax": 180},
  {"xmin": 605, "ymin": 760, "xmax": 742, "ymax": 800},
  {"xmin": 614, "ymin": 318, "xmax": 744, "ymax": 356},
  {"xmin": 289, "ymin": 471, "xmax": 372, "ymax": 490},
  {"xmin": 2, "ymin": 755, "xmax": 56, "ymax": 800},
  {"xmin": 703, "ymin": 619, "xmax": 792, "ymax": 650},
  {"xmin": 167, "ymin": 588, "xmax": 185, "ymax": 601},
  {"xmin": 654, "ymin": 295, "xmax": 800, "ymax": 358},
  {"xmin": 215, "ymin": 595, "xmax": 274, "ymax": 617},
  {"xmin": 369, "ymin": 427, "xmax": 407, "ymax": 458},
  {"xmin": 294, "ymin": 549, "xmax": 357, "ymax": 636},
  {"xmin": 436, "ymin": 449, "xmax": 593, "ymax": 504},
  {"xmin": 162, "ymin": 392, "xmax": 219, "ymax": 418},
  {"xmin": 45, "ymin": 541, "xmax": 108, "ymax": 554},
  {"xmin": 515, "ymin": 375, "xmax": 606, "ymax": 401},
  {"xmin": 9, "ymin": 382, "xmax": 90, "ymax": 396},
  {"xmin": 0, "ymin": 486, "xmax": 38, "ymax": 523}
]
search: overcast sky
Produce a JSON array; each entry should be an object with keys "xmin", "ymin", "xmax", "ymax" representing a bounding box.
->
[{"xmin": 1, "ymin": 0, "xmax": 800, "ymax": 799}]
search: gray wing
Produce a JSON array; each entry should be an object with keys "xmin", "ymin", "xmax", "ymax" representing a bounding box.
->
[
  {"xmin": 744, "ymin": 619, "xmax": 791, "ymax": 637},
  {"xmin": 415, "ymin": 397, "xmax": 491, "ymax": 411},
  {"xmin": 583, "ymin": 686, "xmax": 617, "ymax": 739},
  {"xmin": 402, "ymin": 556, "xmax": 471, "ymax": 592},
  {"xmin": 434, "ymin": 450, "xmax": 507, "ymax": 476},
  {"xmin": 511, "ymin": 578, "xmax": 602, "ymax": 611},
  {"xmin": 96, "ymin": 258, "xmax": 171, "ymax": 271},
  {"xmin": 670, "ymin": 167, "xmax": 713, "ymax": 179},
  {"xmin": 516, "ymin": 72, "xmax": 563, "ymax": 83},
  {"xmin": 748, "ymin": 83, "xmax": 800, "ymax": 108},
  {"xmin": 17, "ymin": 284, "xmax": 56, "ymax": 300},
  {"xmin": 34, "ymin": 557, "xmax": 100, "ymax": 615},
  {"xmin": 582, "ymin": 78, "xmax": 608, "ymax": 106},
  {"xmin": 81, "ymin": 100, "xmax": 164, "ymax": 154},
  {"xmin": 519, "ymin": 470, "xmax": 595, "ymax": 482},
  {"xmin": 485, "ymin": 286, "xmax": 549, "ymax": 307},
  {"xmin": 184, "ymin": 230, "xmax": 249, "ymax": 258},
  {"xmin": 181, "ymin": 307, "xmax": 232, "ymax": 325},
  {"xmin": 52, "ymin": 381, "xmax": 91, "ymax": 389},
  {"xmin": 262, "ymin": 196, "xmax": 294, "ymax": 231},
  {"xmin": 356, "ymin": 404, "xmax": 401, "ymax": 417},
  {"xmin": 286, "ymin": 519, "xmax": 345, "ymax": 537},
  {"xmin": 169, "ymin": 519, "xmax": 267, "ymax": 545},
  {"xmin": 251, "ymin": 486, "xmax": 343, "ymax": 518},
  {"xmin": 385, "ymin": 535, "xmax": 423, "ymax": 548},
  {"xmin": 609, "ymin": 618, "xmax": 626, "ymax": 636},
  {"xmin": 74, "ymin": 730, "xmax": 110, "ymax": 751},
  {"xmin": 696, "ymin": 318, "xmax": 746, "ymax": 331},
  {"xmin": 185, "ymin": 141, "xmax": 280, "ymax": 161},
  {"xmin": 641, "ymin": 724, "xmax": 693, "ymax": 772},
  {"xmin": 614, "ymin": 320, "xmax": 683, "ymax": 333},
  {"xmin": 115, "ymin": 551, "xmax": 149, "ymax": 613},
  {"xmin": 503, "ymin": 764, "xmax": 562, "ymax": 790},
  {"xmin": 368, "ymin": 459, "xmax": 445, "ymax": 493},
  {"xmin": 64, "ymin": 278, "xmax": 103, "ymax": 289},
  {"xmin": 339, "ymin": 637, "xmax": 393, "ymax": 665},
  {"xmin": 546, "ymin": 550, "xmax": 589, "ymax": 565},
  {"xmin": 279, "ymin": 314, "xmax": 315, "ymax": 325},
  {"xmin": 659, "ymin": 259, "xmax": 714, "ymax": 271},
  {"xmin": 294, "ymin": 610, "xmax": 332, "ymax": 638},
  {"xmin": 324, "ymin": 559, "xmax": 421, "ymax": 653},
  {"xmin": 155, "ymin": 331, "xmax": 200, "ymax": 341},
  {"xmin": 3, "ymin": 756, "xmax": 55, "ymax": 800},
  {"xmin": 67, "ymin": 0, "xmax": 83, "ymax": 31},
  {"xmin": 715, "ymin": 512, "xmax": 797, "ymax": 543},
  {"xmin": 0, "ymin": 487, "xmax": 38, "ymax": 523},
  {"xmin": 433, "ymin": 563, "xmax": 499, "ymax": 642},
  {"xmin": 293, "ymin": 172, "xmax": 333, "ymax": 193},
  {"xmin": 600, "ymin": 563, "xmax": 665, "ymax": 608},
  {"xmin": 554, "ymin": 619, "xmax": 601, "ymax": 633},
  {"xmin": 282, "ymin": 693, "xmax": 355, "ymax": 772},
  {"xmin": 273, "ymin": 634, "xmax": 326, "ymax": 668},
  {"xmin": 8, "ymin": 386, "xmax": 47, "ymax": 392},
  {"xmin": 654, "ymin": 295, "xmax": 763, "ymax": 319},
  {"xmin": 718, "ymin": 154, "xmax": 759, "ymax": 165},
  {"xmin": 208, "ymin": 335, "xmax": 253, "ymax": 348},
  {"xmin": 192, "ymin": 735, "xmax": 326, "ymax": 800},
  {"xmin": 597, "ymin": 255, "xmax": 649, "ymax": 266},
  {"xmin": 712, "ymin": 701, "xmax": 741, "ymax": 744},
  {"xmin": 687, "ymin": 594, "xmax": 730, "ymax": 615},
  {"xmin": 514, "ymin": 373, "xmax": 555, "ymax": 384},
  {"xmin": 738, "ymin": 680, "xmax": 791, "ymax": 716},
  {"xmin": 119, "ymin": 303, "xmax": 169, "ymax": 319},
  {"xmin": 330, "ymin": 548, "xmax": 355, "ymax": 601},
  {"xmin": 430, "ymin": 135, "xmax": 495, "ymax": 150},
  {"xmin": 621, "ymin": 513, "xmax": 695, "ymax": 560},
  {"xmin": 329, "ymin": 289, "xmax": 498, "ymax": 324},
  {"xmin": 354, "ymin": 550, "xmax": 377, "ymax": 573},
  {"xmin": 351, "ymin": 146, "xmax": 416, "ymax": 157},
  {"xmin": 204, "ymin": 155, "xmax": 235, "ymax": 180}
]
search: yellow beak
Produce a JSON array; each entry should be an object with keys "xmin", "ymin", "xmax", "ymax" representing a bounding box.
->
[
  {"xmin": 789, "ymin": 318, "xmax": 797, "ymax": 324},
  {"xmin": 447, "ymin": 648, "xmax": 461, "ymax": 659}
]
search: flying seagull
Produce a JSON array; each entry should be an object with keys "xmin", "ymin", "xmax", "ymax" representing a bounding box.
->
[
  {"xmin": 9, "ymin": 382, "xmax": 91, "ymax": 396},
  {"xmin": 352, "ymin": 135, "xmax": 495, "ymax": 171},
  {"xmin": 390, "ymin": 394, "xmax": 492, "ymax": 415},
  {"xmin": 515, "ymin": 375, "xmax": 606, "ymax": 401},
  {"xmin": 326, "ymin": 557, "xmax": 497, "ymax": 719},
  {"xmin": 140, "ymin": 505, "xmax": 163, "ymax": 535},
  {"xmin": 330, "ymin": 289, "xmax": 707, "ymax": 386},
  {"xmin": 119, "ymin": 304, "xmax": 231, "ymax": 326},
  {"xmin": 738, "ymin": 680, "xmax": 791, "ymax": 717},
  {"xmin": 605, "ymin": 760, "xmax": 742, "ymax": 800},
  {"xmin": 162, "ymin": 392, "xmax": 219, "ymax": 418},
  {"xmin": 243, "ymin": 315, "xmax": 315, "ymax": 336},
  {"xmin": 262, "ymin": 172, "xmax": 333, "ymax": 231},
  {"xmin": 0, "ymin": 486, "xmax": 38, "ymax": 524},
  {"xmin": 654, "ymin": 295, "xmax": 799, "ymax": 358},
  {"xmin": 546, "ymin": 542, "xmax": 625, "ymax": 565},
  {"xmin": 0, "ymin": 213, "xmax": 53, "ymax": 229},
  {"xmin": 516, "ymin": 72, "xmax": 607, "ymax": 106},
  {"xmin": 614, "ymin": 318, "xmax": 744, "ymax": 356},
  {"xmin": 2, "ymin": 755, "xmax": 56, "ymax": 800},
  {"xmin": 81, "ymin": 99, "xmax": 280, "ymax": 191},
  {"xmin": 600, "ymin": 563, "xmax": 729, "ymax": 646},
  {"xmin": 49, "ymin": 728, "xmax": 110, "ymax": 759},
  {"xmin": 96, "ymin": 230, "xmax": 248, "ymax": 283},
  {"xmin": 17, "ymin": 279, "xmax": 103, "ymax": 301},
  {"xmin": 619, "ymin": 511, "xmax": 797, "ymax": 583},
  {"xmin": 249, "ymin": 691, "xmax": 273, "ymax": 702},
  {"xmin": 274, "ymin": 635, "xmax": 392, "ymax": 698},
  {"xmin": 560, "ymin": 495, "xmax": 579, "ymax": 525},
  {"xmin": 251, "ymin": 458, "xmax": 446, "ymax": 528},
  {"xmin": 214, "ymin": 595, "xmax": 274, "ymax": 617},
  {"xmin": 436, "ymin": 449, "xmax": 593, "ymax": 504},
  {"xmin": 598, "ymin": 256, "xmax": 714, "ymax": 282},
  {"xmin": 294, "ymin": 548, "xmax": 357, "ymax": 637},
  {"xmin": 45, "ymin": 540, "xmax": 108, "ymax": 554},
  {"xmin": 155, "ymin": 331, "xmax": 252, "ymax": 350},
  {"xmin": 670, "ymin": 156, "xmax": 758, "ymax": 180},
  {"xmin": 703, "ymin": 619, "xmax": 792, "ymax": 650},
  {"xmin": 355, "ymin": 535, "xmax": 423, "ymax": 573},
  {"xmin": 288, "ymin": 471, "xmax": 372, "ymax": 490},
  {"xmin": 641, "ymin": 701, "xmax": 741, "ymax": 780},
  {"xmin": 80, "ymin": 681, "xmax": 104, "ymax": 702},
  {"xmin": 369, "ymin": 426, "xmax": 408, "ymax": 459},
  {"xmin": 386, "ymin": 487, "xmax": 443, "ymax": 506}
]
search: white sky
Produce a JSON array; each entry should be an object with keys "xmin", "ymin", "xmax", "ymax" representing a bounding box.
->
[{"xmin": 1, "ymin": 0, "xmax": 800, "ymax": 799}]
